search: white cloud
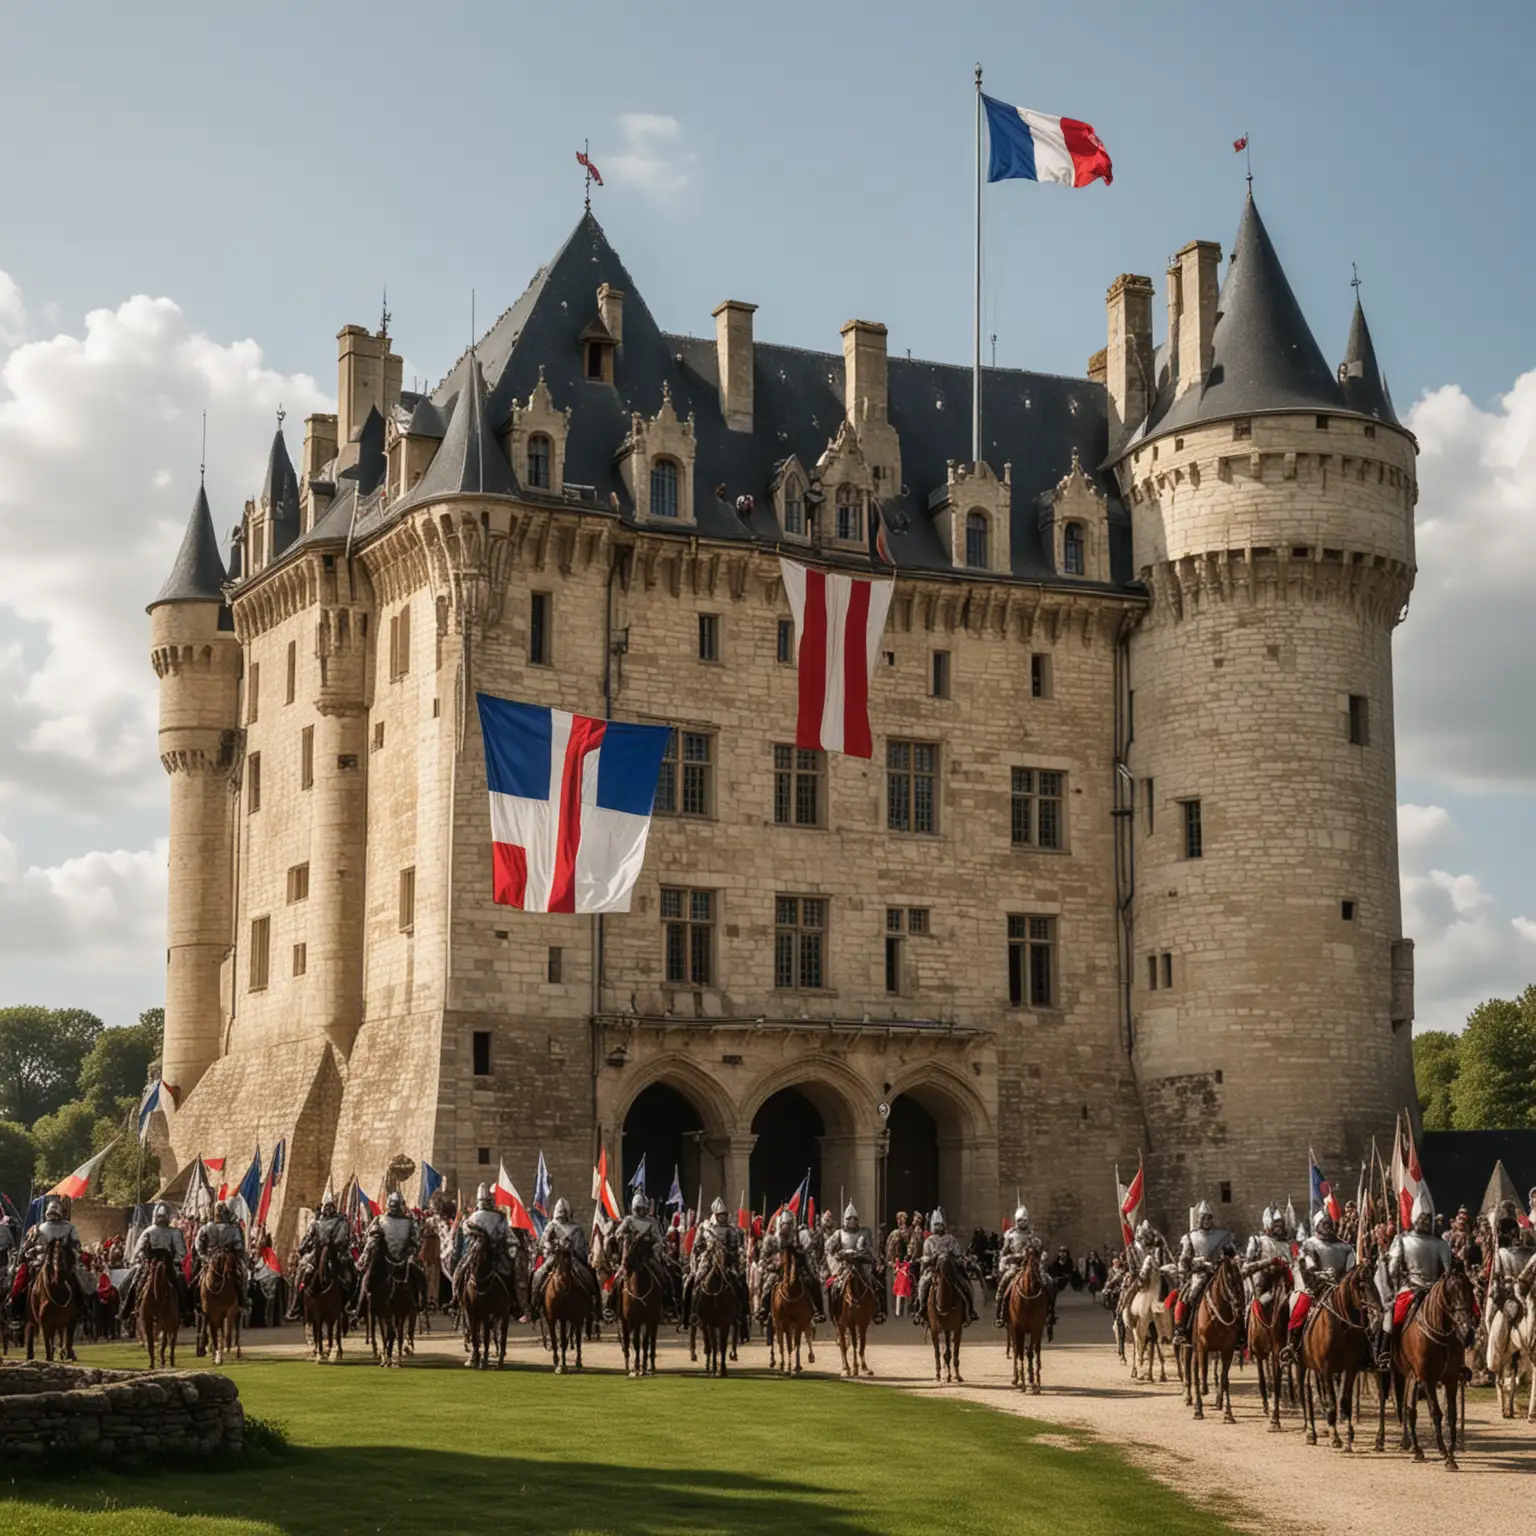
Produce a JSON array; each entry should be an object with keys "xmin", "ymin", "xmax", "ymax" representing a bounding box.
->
[
  {"xmin": 1399, "ymin": 373, "xmax": 1536, "ymax": 791},
  {"xmin": 0, "ymin": 274, "xmax": 330, "ymax": 813},
  {"xmin": 1398, "ymin": 803, "xmax": 1536, "ymax": 1030},
  {"xmin": 605, "ymin": 113, "xmax": 696, "ymax": 206}
]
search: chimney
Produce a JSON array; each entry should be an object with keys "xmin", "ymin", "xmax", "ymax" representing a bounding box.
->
[
  {"xmin": 303, "ymin": 413, "xmax": 339, "ymax": 483},
  {"xmin": 712, "ymin": 301, "xmax": 757, "ymax": 432},
  {"xmin": 337, "ymin": 325, "xmax": 382, "ymax": 447},
  {"xmin": 597, "ymin": 283, "xmax": 624, "ymax": 344},
  {"xmin": 1104, "ymin": 274, "xmax": 1155, "ymax": 445},
  {"xmin": 1175, "ymin": 240, "xmax": 1221, "ymax": 398},
  {"xmin": 840, "ymin": 319, "xmax": 889, "ymax": 427}
]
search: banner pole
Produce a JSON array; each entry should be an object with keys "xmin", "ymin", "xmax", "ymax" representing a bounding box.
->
[{"xmin": 973, "ymin": 63, "xmax": 984, "ymax": 464}]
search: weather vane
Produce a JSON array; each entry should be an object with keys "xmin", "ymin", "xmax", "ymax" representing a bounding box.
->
[
  {"xmin": 276, "ymin": 403, "xmax": 286, "ymax": 428},
  {"xmin": 1351, "ymin": 262, "xmax": 1362, "ymax": 294},
  {"xmin": 380, "ymin": 287, "xmax": 391, "ymax": 338},
  {"xmin": 576, "ymin": 139, "xmax": 604, "ymax": 214}
]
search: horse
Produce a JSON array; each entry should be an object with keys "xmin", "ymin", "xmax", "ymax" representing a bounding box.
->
[
  {"xmin": 137, "ymin": 1249, "xmax": 181, "ymax": 1369},
  {"xmin": 460, "ymin": 1227, "xmax": 513, "ymax": 1370},
  {"xmin": 832, "ymin": 1258, "xmax": 878, "ymax": 1379},
  {"xmin": 1297, "ymin": 1265, "xmax": 1382, "ymax": 1451},
  {"xmin": 302, "ymin": 1238, "xmax": 349, "ymax": 1363},
  {"xmin": 1004, "ymin": 1246, "xmax": 1050, "ymax": 1393},
  {"xmin": 1486, "ymin": 1267, "xmax": 1536, "ymax": 1421},
  {"xmin": 541, "ymin": 1239, "xmax": 591, "ymax": 1373},
  {"xmin": 692, "ymin": 1241, "xmax": 740, "ymax": 1377},
  {"xmin": 924, "ymin": 1252, "xmax": 968, "ymax": 1385},
  {"xmin": 1182, "ymin": 1255, "xmax": 1242, "ymax": 1423},
  {"xmin": 615, "ymin": 1230, "xmax": 663, "ymax": 1378},
  {"xmin": 1123, "ymin": 1254, "xmax": 1173, "ymax": 1383},
  {"xmin": 24, "ymin": 1240, "xmax": 81, "ymax": 1363},
  {"xmin": 199, "ymin": 1247, "xmax": 243, "ymax": 1367},
  {"xmin": 1392, "ymin": 1265, "xmax": 1478, "ymax": 1469},
  {"xmin": 1246, "ymin": 1257, "xmax": 1293, "ymax": 1431},
  {"xmin": 768, "ymin": 1244, "xmax": 816, "ymax": 1375},
  {"xmin": 368, "ymin": 1251, "xmax": 418, "ymax": 1368}
]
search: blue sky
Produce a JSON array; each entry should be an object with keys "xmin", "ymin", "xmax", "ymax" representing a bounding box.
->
[{"xmin": 0, "ymin": 0, "xmax": 1533, "ymax": 1028}]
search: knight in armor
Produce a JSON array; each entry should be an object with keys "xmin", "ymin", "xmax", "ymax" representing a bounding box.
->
[
  {"xmin": 825, "ymin": 1202, "xmax": 885, "ymax": 1323},
  {"xmin": 287, "ymin": 1190, "xmax": 356, "ymax": 1319},
  {"xmin": 755, "ymin": 1207, "xmax": 824, "ymax": 1322},
  {"xmin": 1242, "ymin": 1205, "xmax": 1294, "ymax": 1326},
  {"xmin": 21, "ymin": 1198, "xmax": 93, "ymax": 1316},
  {"xmin": 1282, "ymin": 1205, "xmax": 1356, "ymax": 1361},
  {"xmin": 1380, "ymin": 1189, "xmax": 1455, "ymax": 1369},
  {"xmin": 1128, "ymin": 1218, "xmax": 1173, "ymax": 1276},
  {"xmin": 808, "ymin": 1208, "xmax": 836, "ymax": 1280},
  {"xmin": 914, "ymin": 1208, "xmax": 978, "ymax": 1325},
  {"xmin": 452, "ymin": 1184, "xmax": 524, "ymax": 1316},
  {"xmin": 1174, "ymin": 1199, "xmax": 1239, "ymax": 1346},
  {"xmin": 530, "ymin": 1196, "xmax": 603, "ymax": 1328},
  {"xmin": 994, "ymin": 1204, "xmax": 1046, "ymax": 1328},
  {"xmin": 1485, "ymin": 1199, "xmax": 1533, "ymax": 1324},
  {"xmin": 682, "ymin": 1197, "xmax": 751, "ymax": 1335},
  {"xmin": 357, "ymin": 1191, "xmax": 428, "ymax": 1312},
  {"xmin": 119, "ymin": 1202, "xmax": 189, "ymax": 1315},
  {"xmin": 193, "ymin": 1201, "xmax": 250, "ymax": 1309},
  {"xmin": 610, "ymin": 1192, "xmax": 678, "ymax": 1322}
]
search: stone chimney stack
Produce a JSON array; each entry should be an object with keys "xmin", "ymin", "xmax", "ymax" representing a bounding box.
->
[
  {"xmin": 337, "ymin": 325, "xmax": 403, "ymax": 446},
  {"xmin": 712, "ymin": 300, "xmax": 757, "ymax": 432},
  {"xmin": 1175, "ymin": 240, "xmax": 1221, "ymax": 398},
  {"xmin": 1104, "ymin": 274, "xmax": 1155, "ymax": 444},
  {"xmin": 840, "ymin": 319, "xmax": 889, "ymax": 427},
  {"xmin": 598, "ymin": 283, "xmax": 624, "ymax": 344}
]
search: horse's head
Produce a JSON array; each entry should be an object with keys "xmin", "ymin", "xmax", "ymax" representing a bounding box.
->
[
  {"xmin": 1021, "ymin": 1245, "xmax": 1043, "ymax": 1283},
  {"xmin": 1443, "ymin": 1261, "xmax": 1478, "ymax": 1341},
  {"xmin": 1340, "ymin": 1263, "xmax": 1381, "ymax": 1328},
  {"xmin": 623, "ymin": 1227, "xmax": 653, "ymax": 1275}
]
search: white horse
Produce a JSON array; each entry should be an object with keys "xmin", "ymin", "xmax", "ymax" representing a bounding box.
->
[
  {"xmin": 1123, "ymin": 1253, "xmax": 1174, "ymax": 1383},
  {"xmin": 1485, "ymin": 1269, "xmax": 1536, "ymax": 1421}
]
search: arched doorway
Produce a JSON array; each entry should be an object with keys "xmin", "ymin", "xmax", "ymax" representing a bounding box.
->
[
  {"xmin": 749, "ymin": 1087, "xmax": 823, "ymax": 1217},
  {"xmin": 621, "ymin": 1082, "xmax": 702, "ymax": 1211},
  {"xmin": 884, "ymin": 1095, "xmax": 939, "ymax": 1230}
]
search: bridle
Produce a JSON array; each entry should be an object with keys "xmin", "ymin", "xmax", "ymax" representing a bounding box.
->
[
  {"xmin": 1410, "ymin": 1270, "xmax": 1475, "ymax": 1351},
  {"xmin": 1199, "ymin": 1257, "xmax": 1242, "ymax": 1331}
]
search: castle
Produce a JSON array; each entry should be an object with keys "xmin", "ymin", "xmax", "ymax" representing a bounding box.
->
[{"xmin": 146, "ymin": 193, "xmax": 1418, "ymax": 1251}]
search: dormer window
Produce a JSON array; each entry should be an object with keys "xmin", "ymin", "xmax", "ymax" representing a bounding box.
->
[
  {"xmin": 783, "ymin": 481, "xmax": 806, "ymax": 537},
  {"xmin": 527, "ymin": 434, "xmax": 551, "ymax": 490},
  {"xmin": 965, "ymin": 511, "xmax": 989, "ymax": 570},
  {"xmin": 1063, "ymin": 522, "xmax": 1085, "ymax": 576},
  {"xmin": 586, "ymin": 343, "xmax": 606, "ymax": 381},
  {"xmin": 835, "ymin": 484, "xmax": 863, "ymax": 543},
  {"xmin": 650, "ymin": 458, "xmax": 680, "ymax": 519}
]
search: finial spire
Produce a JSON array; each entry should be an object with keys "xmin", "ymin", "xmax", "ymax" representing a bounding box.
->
[
  {"xmin": 276, "ymin": 402, "xmax": 286, "ymax": 428},
  {"xmin": 1351, "ymin": 261, "xmax": 1362, "ymax": 295},
  {"xmin": 584, "ymin": 137, "xmax": 592, "ymax": 213},
  {"xmin": 380, "ymin": 287, "xmax": 391, "ymax": 338},
  {"xmin": 199, "ymin": 410, "xmax": 206, "ymax": 485}
]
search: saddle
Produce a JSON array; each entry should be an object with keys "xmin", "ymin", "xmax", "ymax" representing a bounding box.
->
[{"xmin": 1393, "ymin": 1288, "xmax": 1424, "ymax": 1330}]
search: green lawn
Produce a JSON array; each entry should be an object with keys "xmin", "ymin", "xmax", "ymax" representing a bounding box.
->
[{"xmin": 4, "ymin": 1344, "xmax": 1236, "ymax": 1536}]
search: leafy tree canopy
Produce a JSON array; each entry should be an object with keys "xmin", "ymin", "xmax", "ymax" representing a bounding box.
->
[
  {"xmin": 0, "ymin": 1007, "xmax": 105, "ymax": 1125},
  {"xmin": 28, "ymin": 1099, "xmax": 98, "ymax": 1185},
  {"xmin": 1413, "ymin": 1031, "xmax": 1461, "ymax": 1131},
  {"xmin": 0, "ymin": 1120, "xmax": 36, "ymax": 1213},
  {"xmin": 79, "ymin": 1015, "xmax": 164, "ymax": 1117},
  {"xmin": 1451, "ymin": 986, "xmax": 1536, "ymax": 1130}
]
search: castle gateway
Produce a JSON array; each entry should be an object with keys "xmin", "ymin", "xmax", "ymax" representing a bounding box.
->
[{"xmin": 147, "ymin": 194, "xmax": 1417, "ymax": 1251}]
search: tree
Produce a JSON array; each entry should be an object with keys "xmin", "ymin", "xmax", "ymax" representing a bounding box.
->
[
  {"xmin": 78, "ymin": 1015, "xmax": 164, "ymax": 1117},
  {"xmin": 28, "ymin": 1099, "xmax": 98, "ymax": 1185},
  {"xmin": 0, "ymin": 1006, "xmax": 105, "ymax": 1124},
  {"xmin": 0, "ymin": 1120, "xmax": 36, "ymax": 1210},
  {"xmin": 1414, "ymin": 1031, "xmax": 1462, "ymax": 1131},
  {"xmin": 1451, "ymin": 986, "xmax": 1536, "ymax": 1130}
]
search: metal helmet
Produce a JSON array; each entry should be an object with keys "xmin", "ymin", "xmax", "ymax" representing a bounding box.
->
[
  {"xmin": 1014, "ymin": 1204, "xmax": 1031, "ymax": 1230},
  {"xmin": 630, "ymin": 1191, "xmax": 649, "ymax": 1217},
  {"xmin": 820, "ymin": 1210, "xmax": 836, "ymax": 1232},
  {"xmin": 1265, "ymin": 1205, "xmax": 1286, "ymax": 1236},
  {"xmin": 476, "ymin": 1183, "xmax": 493, "ymax": 1210},
  {"xmin": 777, "ymin": 1208, "xmax": 796, "ymax": 1232},
  {"xmin": 214, "ymin": 1201, "xmax": 230, "ymax": 1223},
  {"xmin": 44, "ymin": 1197, "xmax": 63, "ymax": 1221},
  {"xmin": 386, "ymin": 1191, "xmax": 406, "ymax": 1216},
  {"xmin": 552, "ymin": 1197, "xmax": 571, "ymax": 1222},
  {"xmin": 841, "ymin": 1202, "xmax": 858, "ymax": 1230},
  {"xmin": 1194, "ymin": 1199, "xmax": 1215, "ymax": 1230},
  {"xmin": 321, "ymin": 1190, "xmax": 336, "ymax": 1216},
  {"xmin": 1135, "ymin": 1219, "xmax": 1156, "ymax": 1244},
  {"xmin": 1412, "ymin": 1188, "xmax": 1434, "ymax": 1233},
  {"xmin": 709, "ymin": 1197, "xmax": 728, "ymax": 1221},
  {"xmin": 929, "ymin": 1208, "xmax": 947, "ymax": 1234},
  {"xmin": 1294, "ymin": 1221, "xmax": 1310, "ymax": 1243},
  {"xmin": 1312, "ymin": 1208, "xmax": 1336, "ymax": 1239},
  {"xmin": 153, "ymin": 1202, "xmax": 171, "ymax": 1225}
]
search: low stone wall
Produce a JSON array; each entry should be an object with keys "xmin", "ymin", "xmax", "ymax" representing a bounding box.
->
[{"xmin": 0, "ymin": 1361, "xmax": 243, "ymax": 1457}]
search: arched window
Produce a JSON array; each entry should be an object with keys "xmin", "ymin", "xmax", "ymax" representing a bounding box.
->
[
  {"xmin": 835, "ymin": 484, "xmax": 863, "ymax": 543},
  {"xmin": 782, "ymin": 480, "xmax": 805, "ymax": 537},
  {"xmin": 527, "ymin": 434, "xmax": 551, "ymax": 491},
  {"xmin": 964, "ymin": 510, "xmax": 989, "ymax": 569},
  {"xmin": 1063, "ymin": 521, "xmax": 1085, "ymax": 575},
  {"xmin": 650, "ymin": 457, "xmax": 680, "ymax": 519}
]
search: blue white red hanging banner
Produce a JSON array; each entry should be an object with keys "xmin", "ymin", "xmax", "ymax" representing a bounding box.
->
[{"xmin": 981, "ymin": 95, "xmax": 1113, "ymax": 187}]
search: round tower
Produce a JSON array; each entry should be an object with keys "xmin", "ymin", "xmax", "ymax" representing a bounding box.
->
[
  {"xmin": 1111, "ymin": 196, "xmax": 1417, "ymax": 1223},
  {"xmin": 148, "ymin": 481, "xmax": 241, "ymax": 1100}
]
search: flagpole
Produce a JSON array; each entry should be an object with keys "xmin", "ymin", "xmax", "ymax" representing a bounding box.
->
[{"xmin": 972, "ymin": 62, "xmax": 983, "ymax": 465}]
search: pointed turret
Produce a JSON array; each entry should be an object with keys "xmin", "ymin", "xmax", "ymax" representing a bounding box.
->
[
  {"xmin": 149, "ymin": 482, "xmax": 228, "ymax": 611},
  {"xmin": 407, "ymin": 356, "xmax": 516, "ymax": 501},
  {"xmin": 262, "ymin": 424, "xmax": 302, "ymax": 557},
  {"xmin": 1338, "ymin": 297, "xmax": 1398, "ymax": 426}
]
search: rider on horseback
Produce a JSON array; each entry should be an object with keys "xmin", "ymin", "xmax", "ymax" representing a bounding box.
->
[
  {"xmin": 808, "ymin": 1208, "xmax": 835, "ymax": 1280},
  {"xmin": 610, "ymin": 1192, "xmax": 678, "ymax": 1324},
  {"xmin": 453, "ymin": 1184, "xmax": 524, "ymax": 1314},
  {"xmin": 1173, "ymin": 1199, "xmax": 1238, "ymax": 1348},
  {"xmin": 994, "ymin": 1203, "xmax": 1046, "ymax": 1329},
  {"xmin": 1488, "ymin": 1199, "xmax": 1534, "ymax": 1320},
  {"xmin": 825, "ymin": 1202, "xmax": 885, "ymax": 1324},
  {"xmin": 18, "ymin": 1198, "xmax": 93, "ymax": 1315},
  {"xmin": 1380, "ymin": 1189, "xmax": 1455, "ymax": 1370},
  {"xmin": 287, "ymin": 1190, "xmax": 355, "ymax": 1320},
  {"xmin": 1242, "ymin": 1204, "xmax": 1293, "ymax": 1334},
  {"xmin": 1283, "ymin": 1204, "xmax": 1354, "ymax": 1363},
  {"xmin": 193, "ymin": 1201, "xmax": 249, "ymax": 1310},
  {"xmin": 683, "ymin": 1197, "xmax": 751, "ymax": 1335},
  {"xmin": 120, "ymin": 1203, "xmax": 189, "ymax": 1315},
  {"xmin": 530, "ymin": 1196, "xmax": 603, "ymax": 1321},
  {"xmin": 756, "ymin": 1206, "xmax": 825, "ymax": 1323},
  {"xmin": 914, "ymin": 1208, "xmax": 978, "ymax": 1325},
  {"xmin": 357, "ymin": 1192, "xmax": 428, "ymax": 1314}
]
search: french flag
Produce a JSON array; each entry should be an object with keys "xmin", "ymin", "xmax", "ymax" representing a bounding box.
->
[
  {"xmin": 779, "ymin": 559, "xmax": 895, "ymax": 759},
  {"xmin": 1309, "ymin": 1148, "xmax": 1342, "ymax": 1224},
  {"xmin": 983, "ymin": 95, "xmax": 1113, "ymax": 188},
  {"xmin": 477, "ymin": 695, "xmax": 671, "ymax": 914}
]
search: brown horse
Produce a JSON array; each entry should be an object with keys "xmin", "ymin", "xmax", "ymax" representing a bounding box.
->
[
  {"xmin": 368, "ymin": 1252, "xmax": 417, "ymax": 1368},
  {"xmin": 137, "ymin": 1249, "xmax": 181, "ymax": 1368},
  {"xmin": 1005, "ymin": 1247, "xmax": 1050, "ymax": 1393},
  {"xmin": 833, "ymin": 1261, "xmax": 878, "ymax": 1379},
  {"xmin": 199, "ymin": 1247, "xmax": 243, "ymax": 1366},
  {"xmin": 925, "ymin": 1252, "xmax": 968, "ymax": 1384},
  {"xmin": 1298, "ymin": 1265, "xmax": 1382, "ymax": 1451},
  {"xmin": 1246, "ymin": 1258, "xmax": 1293, "ymax": 1431},
  {"xmin": 541, "ymin": 1240, "xmax": 591, "ymax": 1373},
  {"xmin": 1183, "ymin": 1255, "xmax": 1242, "ymax": 1423},
  {"xmin": 616, "ymin": 1230, "xmax": 663, "ymax": 1378},
  {"xmin": 1392, "ymin": 1265, "xmax": 1478, "ymax": 1469},
  {"xmin": 693, "ymin": 1241, "xmax": 739, "ymax": 1377},
  {"xmin": 461, "ymin": 1228, "xmax": 513, "ymax": 1370},
  {"xmin": 24, "ymin": 1240, "xmax": 81, "ymax": 1363},
  {"xmin": 769, "ymin": 1244, "xmax": 816, "ymax": 1375},
  {"xmin": 303, "ymin": 1238, "xmax": 348, "ymax": 1363}
]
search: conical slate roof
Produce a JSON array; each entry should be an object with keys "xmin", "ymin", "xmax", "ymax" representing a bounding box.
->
[
  {"xmin": 407, "ymin": 355, "xmax": 516, "ymax": 501},
  {"xmin": 149, "ymin": 482, "xmax": 228, "ymax": 610},
  {"xmin": 337, "ymin": 405, "xmax": 387, "ymax": 498},
  {"xmin": 262, "ymin": 425, "xmax": 302, "ymax": 557},
  {"xmin": 1338, "ymin": 297, "xmax": 1398, "ymax": 426}
]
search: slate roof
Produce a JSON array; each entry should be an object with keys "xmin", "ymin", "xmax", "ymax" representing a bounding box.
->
[
  {"xmin": 401, "ymin": 355, "xmax": 518, "ymax": 504},
  {"xmin": 1339, "ymin": 297, "xmax": 1398, "ymax": 426},
  {"xmin": 150, "ymin": 481, "xmax": 231, "ymax": 613},
  {"xmin": 262, "ymin": 426, "xmax": 303, "ymax": 558}
]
